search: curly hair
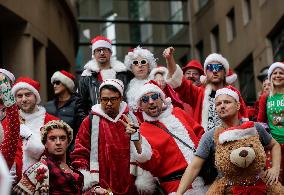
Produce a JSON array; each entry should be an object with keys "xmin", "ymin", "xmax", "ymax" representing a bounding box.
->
[
  {"xmin": 41, "ymin": 120, "xmax": 73, "ymax": 145},
  {"xmin": 124, "ymin": 46, "xmax": 157, "ymax": 71}
]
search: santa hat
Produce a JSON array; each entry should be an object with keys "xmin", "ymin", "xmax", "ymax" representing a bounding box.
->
[
  {"xmin": 91, "ymin": 36, "xmax": 112, "ymax": 58},
  {"xmin": 226, "ymin": 69, "xmax": 238, "ymax": 84},
  {"xmin": 0, "ymin": 69, "xmax": 15, "ymax": 84},
  {"xmin": 215, "ymin": 86, "xmax": 248, "ymax": 120},
  {"xmin": 124, "ymin": 46, "xmax": 157, "ymax": 71},
  {"xmin": 182, "ymin": 60, "xmax": 204, "ymax": 75},
  {"xmin": 11, "ymin": 77, "xmax": 41, "ymax": 104},
  {"xmin": 218, "ymin": 121, "xmax": 257, "ymax": 144},
  {"xmin": 99, "ymin": 79, "xmax": 124, "ymax": 96},
  {"xmin": 51, "ymin": 70, "xmax": 75, "ymax": 91},
  {"xmin": 135, "ymin": 80, "xmax": 171, "ymax": 108},
  {"xmin": 267, "ymin": 62, "xmax": 284, "ymax": 80},
  {"xmin": 201, "ymin": 53, "xmax": 234, "ymax": 84}
]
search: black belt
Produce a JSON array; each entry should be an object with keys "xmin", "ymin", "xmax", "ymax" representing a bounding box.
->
[{"xmin": 159, "ymin": 169, "xmax": 185, "ymax": 183}]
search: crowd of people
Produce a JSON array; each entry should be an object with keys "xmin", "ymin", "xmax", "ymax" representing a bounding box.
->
[{"xmin": 0, "ymin": 35, "xmax": 283, "ymax": 194}]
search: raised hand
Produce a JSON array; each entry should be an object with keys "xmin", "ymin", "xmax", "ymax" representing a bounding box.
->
[
  {"xmin": 119, "ymin": 114, "xmax": 139, "ymax": 136},
  {"xmin": 162, "ymin": 47, "xmax": 177, "ymax": 78}
]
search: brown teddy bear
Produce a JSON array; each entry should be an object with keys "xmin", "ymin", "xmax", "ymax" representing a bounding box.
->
[{"xmin": 207, "ymin": 121, "xmax": 284, "ymax": 195}]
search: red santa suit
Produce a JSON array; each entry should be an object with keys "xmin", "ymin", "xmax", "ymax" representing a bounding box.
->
[
  {"xmin": 71, "ymin": 101, "xmax": 153, "ymax": 194},
  {"xmin": 132, "ymin": 105, "xmax": 207, "ymax": 194},
  {"xmin": 167, "ymin": 54, "xmax": 246, "ymax": 132}
]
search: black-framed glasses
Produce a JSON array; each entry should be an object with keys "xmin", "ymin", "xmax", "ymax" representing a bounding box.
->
[
  {"xmin": 206, "ymin": 64, "xmax": 224, "ymax": 72},
  {"xmin": 100, "ymin": 96, "xmax": 121, "ymax": 104},
  {"xmin": 94, "ymin": 48, "xmax": 110, "ymax": 54},
  {"xmin": 132, "ymin": 59, "xmax": 148, "ymax": 66},
  {"xmin": 53, "ymin": 80, "xmax": 61, "ymax": 85},
  {"xmin": 141, "ymin": 93, "xmax": 160, "ymax": 103}
]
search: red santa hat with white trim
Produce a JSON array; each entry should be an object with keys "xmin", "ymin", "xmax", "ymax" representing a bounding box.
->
[
  {"xmin": 99, "ymin": 79, "xmax": 124, "ymax": 96},
  {"xmin": 51, "ymin": 70, "xmax": 75, "ymax": 91},
  {"xmin": 11, "ymin": 77, "xmax": 41, "ymax": 104},
  {"xmin": 135, "ymin": 80, "xmax": 171, "ymax": 108},
  {"xmin": 91, "ymin": 36, "xmax": 112, "ymax": 58},
  {"xmin": 200, "ymin": 53, "xmax": 237, "ymax": 84},
  {"xmin": 215, "ymin": 85, "xmax": 248, "ymax": 120},
  {"xmin": 0, "ymin": 69, "xmax": 15, "ymax": 84},
  {"xmin": 218, "ymin": 121, "xmax": 258, "ymax": 144},
  {"xmin": 267, "ymin": 62, "xmax": 284, "ymax": 80}
]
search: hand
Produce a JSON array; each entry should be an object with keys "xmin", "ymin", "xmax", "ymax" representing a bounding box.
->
[
  {"xmin": 154, "ymin": 73, "xmax": 166, "ymax": 89},
  {"xmin": 262, "ymin": 166, "xmax": 280, "ymax": 185},
  {"xmin": 92, "ymin": 186, "xmax": 108, "ymax": 195},
  {"xmin": 162, "ymin": 47, "xmax": 175, "ymax": 60},
  {"xmin": 119, "ymin": 114, "xmax": 139, "ymax": 136}
]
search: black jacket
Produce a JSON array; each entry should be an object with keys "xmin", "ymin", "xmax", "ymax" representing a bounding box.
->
[{"xmin": 75, "ymin": 71, "xmax": 133, "ymax": 127}]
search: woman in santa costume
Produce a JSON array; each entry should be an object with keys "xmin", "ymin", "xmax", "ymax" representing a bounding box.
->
[
  {"xmin": 126, "ymin": 82, "xmax": 206, "ymax": 194},
  {"xmin": 257, "ymin": 62, "xmax": 284, "ymax": 182},
  {"xmin": 0, "ymin": 69, "xmax": 20, "ymax": 195},
  {"xmin": 11, "ymin": 77, "xmax": 58, "ymax": 182},
  {"xmin": 124, "ymin": 46, "xmax": 186, "ymax": 123},
  {"xmin": 163, "ymin": 47, "xmax": 245, "ymax": 132}
]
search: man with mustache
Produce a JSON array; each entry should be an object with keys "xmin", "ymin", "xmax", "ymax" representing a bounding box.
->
[{"xmin": 182, "ymin": 60, "xmax": 204, "ymax": 87}]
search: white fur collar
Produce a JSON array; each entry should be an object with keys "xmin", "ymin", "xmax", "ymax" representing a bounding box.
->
[
  {"xmin": 142, "ymin": 105, "xmax": 173, "ymax": 122},
  {"xmin": 91, "ymin": 101, "xmax": 128, "ymax": 122},
  {"xmin": 201, "ymin": 84, "xmax": 213, "ymax": 132},
  {"xmin": 126, "ymin": 78, "xmax": 150, "ymax": 111},
  {"xmin": 20, "ymin": 106, "xmax": 46, "ymax": 122},
  {"xmin": 81, "ymin": 58, "xmax": 127, "ymax": 76}
]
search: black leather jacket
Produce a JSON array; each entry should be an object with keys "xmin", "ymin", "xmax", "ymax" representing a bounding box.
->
[{"xmin": 75, "ymin": 71, "xmax": 133, "ymax": 127}]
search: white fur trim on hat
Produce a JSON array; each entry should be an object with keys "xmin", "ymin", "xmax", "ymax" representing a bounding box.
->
[
  {"xmin": 204, "ymin": 53, "xmax": 229, "ymax": 74},
  {"xmin": 268, "ymin": 62, "xmax": 284, "ymax": 80},
  {"xmin": 99, "ymin": 79, "xmax": 124, "ymax": 96},
  {"xmin": 51, "ymin": 71, "xmax": 75, "ymax": 91},
  {"xmin": 219, "ymin": 126, "xmax": 257, "ymax": 144},
  {"xmin": 92, "ymin": 40, "xmax": 112, "ymax": 53},
  {"xmin": 149, "ymin": 66, "xmax": 168, "ymax": 79},
  {"xmin": 124, "ymin": 46, "xmax": 157, "ymax": 71},
  {"xmin": 216, "ymin": 88, "xmax": 239, "ymax": 102},
  {"xmin": 226, "ymin": 73, "xmax": 238, "ymax": 84},
  {"xmin": 0, "ymin": 69, "xmax": 15, "ymax": 84},
  {"xmin": 11, "ymin": 82, "xmax": 41, "ymax": 104}
]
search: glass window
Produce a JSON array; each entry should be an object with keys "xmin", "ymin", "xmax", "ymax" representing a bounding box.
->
[
  {"xmin": 242, "ymin": 0, "xmax": 252, "ymax": 25},
  {"xmin": 210, "ymin": 25, "xmax": 220, "ymax": 53},
  {"xmin": 169, "ymin": 1, "xmax": 183, "ymax": 36},
  {"xmin": 226, "ymin": 8, "xmax": 236, "ymax": 42},
  {"xmin": 271, "ymin": 27, "xmax": 284, "ymax": 62}
]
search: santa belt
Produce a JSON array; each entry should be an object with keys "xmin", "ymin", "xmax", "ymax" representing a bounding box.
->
[{"xmin": 159, "ymin": 169, "xmax": 185, "ymax": 183}]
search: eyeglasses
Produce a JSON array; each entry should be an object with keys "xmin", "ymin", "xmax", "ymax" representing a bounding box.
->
[
  {"xmin": 141, "ymin": 93, "xmax": 160, "ymax": 103},
  {"xmin": 53, "ymin": 80, "xmax": 61, "ymax": 85},
  {"xmin": 100, "ymin": 96, "xmax": 121, "ymax": 104},
  {"xmin": 94, "ymin": 48, "xmax": 110, "ymax": 54},
  {"xmin": 132, "ymin": 59, "xmax": 148, "ymax": 66},
  {"xmin": 206, "ymin": 64, "xmax": 224, "ymax": 72}
]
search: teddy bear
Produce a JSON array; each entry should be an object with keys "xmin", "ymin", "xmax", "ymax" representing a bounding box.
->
[{"xmin": 206, "ymin": 121, "xmax": 284, "ymax": 195}]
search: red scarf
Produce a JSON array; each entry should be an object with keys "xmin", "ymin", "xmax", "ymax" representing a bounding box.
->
[{"xmin": 232, "ymin": 179, "xmax": 266, "ymax": 195}]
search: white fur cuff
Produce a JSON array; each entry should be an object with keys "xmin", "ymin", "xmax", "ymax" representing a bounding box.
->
[
  {"xmin": 80, "ymin": 169, "xmax": 99, "ymax": 191},
  {"xmin": 131, "ymin": 136, "xmax": 152, "ymax": 163},
  {"xmin": 166, "ymin": 65, "xmax": 183, "ymax": 88}
]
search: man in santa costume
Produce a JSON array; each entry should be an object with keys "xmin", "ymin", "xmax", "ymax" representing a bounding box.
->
[
  {"xmin": 71, "ymin": 79, "xmax": 153, "ymax": 195},
  {"xmin": 0, "ymin": 69, "xmax": 20, "ymax": 195},
  {"xmin": 11, "ymin": 77, "xmax": 58, "ymax": 182},
  {"xmin": 163, "ymin": 47, "xmax": 244, "ymax": 132},
  {"xmin": 76, "ymin": 35, "xmax": 132, "ymax": 126},
  {"xmin": 126, "ymin": 82, "xmax": 206, "ymax": 194},
  {"xmin": 182, "ymin": 59, "xmax": 204, "ymax": 86},
  {"xmin": 176, "ymin": 86, "xmax": 281, "ymax": 195}
]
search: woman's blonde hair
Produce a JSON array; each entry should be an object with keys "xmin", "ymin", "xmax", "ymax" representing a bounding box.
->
[{"xmin": 41, "ymin": 120, "xmax": 73, "ymax": 145}]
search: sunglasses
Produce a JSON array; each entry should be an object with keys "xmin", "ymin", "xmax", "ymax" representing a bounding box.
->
[
  {"xmin": 141, "ymin": 93, "xmax": 160, "ymax": 103},
  {"xmin": 53, "ymin": 80, "xmax": 61, "ymax": 85},
  {"xmin": 132, "ymin": 59, "xmax": 148, "ymax": 66},
  {"xmin": 206, "ymin": 64, "xmax": 224, "ymax": 72},
  {"xmin": 100, "ymin": 96, "xmax": 121, "ymax": 104}
]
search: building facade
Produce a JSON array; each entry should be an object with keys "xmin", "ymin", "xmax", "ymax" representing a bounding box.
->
[
  {"xmin": 189, "ymin": 0, "xmax": 284, "ymax": 103},
  {"xmin": 0, "ymin": 0, "xmax": 78, "ymax": 101}
]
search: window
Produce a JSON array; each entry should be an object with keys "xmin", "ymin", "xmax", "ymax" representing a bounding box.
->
[
  {"xmin": 236, "ymin": 55, "xmax": 256, "ymax": 104},
  {"xmin": 102, "ymin": 13, "xmax": 117, "ymax": 59},
  {"xmin": 169, "ymin": 1, "xmax": 183, "ymax": 36},
  {"xmin": 226, "ymin": 8, "xmax": 236, "ymax": 42},
  {"xmin": 271, "ymin": 27, "xmax": 284, "ymax": 61},
  {"xmin": 195, "ymin": 41, "xmax": 204, "ymax": 63},
  {"xmin": 242, "ymin": 0, "xmax": 252, "ymax": 25},
  {"xmin": 198, "ymin": 0, "xmax": 209, "ymax": 10},
  {"xmin": 210, "ymin": 25, "xmax": 220, "ymax": 53}
]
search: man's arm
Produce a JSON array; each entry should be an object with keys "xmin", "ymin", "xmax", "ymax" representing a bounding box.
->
[{"xmin": 176, "ymin": 156, "xmax": 205, "ymax": 195}]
